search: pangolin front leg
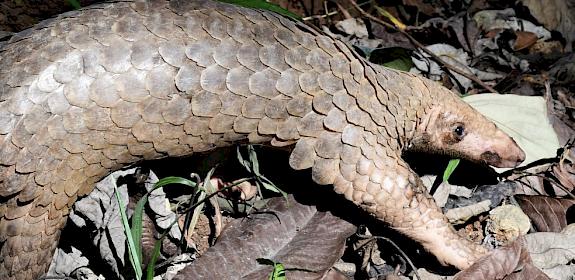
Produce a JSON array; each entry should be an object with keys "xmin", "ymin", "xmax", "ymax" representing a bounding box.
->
[
  {"xmin": 0, "ymin": 0, "xmax": 525, "ymax": 279},
  {"xmin": 292, "ymin": 127, "xmax": 489, "ymax": 270}
]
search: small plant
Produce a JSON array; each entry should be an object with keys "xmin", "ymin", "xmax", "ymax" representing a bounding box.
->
[
  {"xmin": 257, "ymin": 258, "xmax": 287, "ymax": 280},
  {"xmin": 114, "ymin": 145, "xmax": 285, "ymax": 279},
  {"xmin": 237, "ymin": 145, "xmax": 288, "ymax": 201}
]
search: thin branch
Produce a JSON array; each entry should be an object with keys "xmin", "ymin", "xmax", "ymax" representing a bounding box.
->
[{"xmin": 347, "ymin": 0, "xmax": 498, "ymax": 93}]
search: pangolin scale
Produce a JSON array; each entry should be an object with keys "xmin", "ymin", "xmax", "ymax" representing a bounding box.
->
[{"xmin": 0, "ymin": 0, "xmax": 525, "ymax": 278}]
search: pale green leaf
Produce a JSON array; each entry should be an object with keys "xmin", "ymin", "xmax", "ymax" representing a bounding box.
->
[{"xmin": 464, "ymin": 94, "xmax": 560, "ymax": 168}]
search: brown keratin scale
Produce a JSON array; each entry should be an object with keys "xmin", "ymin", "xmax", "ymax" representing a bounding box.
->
[{"xmin": 0, "ymin": 0, "xmax": 525, "ymax": 278}]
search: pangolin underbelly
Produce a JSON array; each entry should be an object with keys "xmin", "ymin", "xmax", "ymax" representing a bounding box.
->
[{"xmin": 0, "ymin": 0, "xmax": 525, "ymax": 278}]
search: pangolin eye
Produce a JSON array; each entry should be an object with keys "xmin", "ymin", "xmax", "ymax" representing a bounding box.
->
[{"xmin": 454, "ymin": 125, "xmax": 465, "ymax": 138}]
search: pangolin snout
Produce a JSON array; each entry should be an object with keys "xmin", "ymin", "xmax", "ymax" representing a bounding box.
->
[{"xmin": 482, "ymin": 135, "xmax": 525, "ymax": 168}]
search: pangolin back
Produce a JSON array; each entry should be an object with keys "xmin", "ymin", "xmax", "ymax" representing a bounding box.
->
[{"xmin": 0, "ymin": 0, "xmax": 523, "ymax": 278}]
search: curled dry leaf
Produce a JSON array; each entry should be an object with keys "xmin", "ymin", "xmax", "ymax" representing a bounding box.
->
[
  {"xmin": 513, "ymin": 31, "xmax": 538, "ymax": 51},
  {"xmin": 445, "ymin": 200, "xmax": 492, "ymax": 225},
  {"xmin": 547, "ymin": 86, "xmax": 575, "ymax": 149},
  {"xmin": 515, "ymin": 195, "xmax": 575, "ymax": 232},
  {"xmin": 433, "ymin": 181, "xmax": 450, "ymax": 208},
  {"xmin": 173, "ymin": 195, "xmax": 357, "ymax": 280},
  {"xmin": 486, "ymin": 205, "xmax": 531, "ymax": 246},
  {"xmin": 335, "ymin": 18, "xmax": 369, "ymax": 39},
  {"xmin": 454, "ymin": 236, "xmax": 549, "ymax": 280},
  {"xmin": 146, "ymin": 171, "xmax": 181, "ymax": 240}
]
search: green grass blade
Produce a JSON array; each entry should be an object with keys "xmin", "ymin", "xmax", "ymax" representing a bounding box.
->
[
  {"xmin": 247, "ymin": 145, "xmax": 261, "ymax": 177},
  {"xmin": 237, "ymin": 146, "xmax": 252, "ymax": 171},
  {"xmin": 131, "ymin": 196, "xmax": 146, "ymax": 264},
  {"xmin": 130, "ymin": 176, "xmax": 198, "ymax": 278},
  {"xmin": 153, "ymin": 176, "xmax": 197, "ymax": 189},
  {"xmin": 130, "ymin": 176, "xmax": 197, "ymax": 268},
  {"xmin": 443, "ymin": 159, "xmax": 460, "ymax": 182},
  {"xmin": 112, "ymin": 181, "xmax": 142, "ymax": 279},
  {"xmin": 188, "ymin": 168, "xmax": 216, "ymax": 238},
  {"xmin": 145, "ymin": 236, "xmax": 163, "ymax": 280}
]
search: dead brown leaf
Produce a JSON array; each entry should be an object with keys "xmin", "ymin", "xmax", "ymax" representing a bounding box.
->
[
  {"xmin": 515, "ymin": 195, "xmax": 575, "ymax": 232},
  {"xmin": 513, "ymin": 31, "xmax": 538, "ymax": 51},
  {"xmin": 173, "ymin": 195, "xmax": 357, "ymax": 279},
  {"xmin": 454, "ymin": 236, "xmax": 549, "ymax": 280}
]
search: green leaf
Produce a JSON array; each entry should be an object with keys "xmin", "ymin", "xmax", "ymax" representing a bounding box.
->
[
  {"xmin": 154, "ymin": 176, "xmax": 197, "ymax": 189},
  {"xmin": 112, "ymin": 181, "xmax": 142, "ymax": 280},
  {"xmin": 217, "ymin": 0, "xmax": 301, "ymax": 20},
  {"xmin": 131, "ymin": 197, "xmax": 145, "ymax": 266},
  {"xmin": 463, "ymin": 94, "xmax": 560, "ymax": 169},
  {"xmin": 130, "ymin": 176, "xmax": 197, "ymax": 268},
  {"xmin": 237, "ymin": 146, "xmax": 253, "ymax": 172},
  {"xmin": 248, "ymin": 145, "xmax": 261, "ymax": 177},
  {"xmin": 188, "ymin": 168, "xmax": 216, "ymax": 238},
  {"xmin": 236, "ymin": 146, "xmax": 288, "ymax": 203},
  {"xmin": 145, "ymin": 236, "xmax": 163, "ymax": 280},
  {"xmin": 257, "ymin": 259, "xmax": 287, "ymax": 280},
  {"xmin": 442, "ymin": 159, "xmax": 460, "ymax": 182},
  {"xmin": 269, "ymin": 262, "xmax": 286, "ymax": 280}
]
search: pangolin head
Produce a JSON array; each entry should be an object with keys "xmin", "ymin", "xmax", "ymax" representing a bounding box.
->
[{"xmin": 409, "ymin": 91, "xmax": 525, "ymax": 168}]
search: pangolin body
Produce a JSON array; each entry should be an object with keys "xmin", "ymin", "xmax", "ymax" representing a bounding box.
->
[{"xmin": 0, "ymin": 0, "xmax": 525, "ymax": 278}]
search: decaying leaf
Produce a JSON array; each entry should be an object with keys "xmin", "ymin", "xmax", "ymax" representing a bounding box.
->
[
  {"xmin": 549, "ymin": 54, "xmax": 575, "ymax": 87},
  {"xmin": 473, "ymin": 9, "xmax": 552, "ymax": 40},
  {"xmin": 464, "ymin": 94, "xmax": 560, "ymax": 168},
  {"xmin": 174, "ymin": 195, "xmax": 357, "ymax": 279},
  {"xmin": 519, "ymin": 0, "xmax": 575, "ymax": 48},
  {"xmin": 515, "ymin": 195, "xmax": 575, "ymax": 232},
  {"xmin": 524, "ymin": 224, "xmax": 575, "ymax": 279},
  {"xmin": 66, "ymin": 168, "xmax": 135, "ymax": 277},
  {"xmin": 485, "ymin": 205, "xmax": 531, "ymax": 246},
  {"xmin": 455, "ymin": 236, "xmax": 549, "ymax": 280},
  {"xmin": 410, "ymin": 43, "xmax": 475, "ymax": 90},
  {"xmin": 47, "ymin": 247, "xmax": 91, "ymax": 278},
  {"xmin": 146, "ymin": 171, "xmax": 181, "ymax": 240}
]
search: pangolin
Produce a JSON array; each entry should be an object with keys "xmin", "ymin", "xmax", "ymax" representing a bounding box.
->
[{"xmin": 0, "ymin": 0, "xmax": 525, "ymax": 278}]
